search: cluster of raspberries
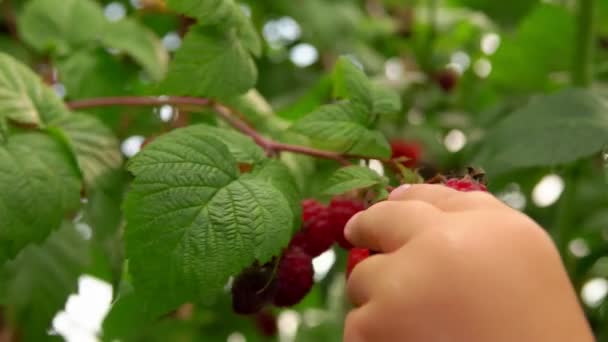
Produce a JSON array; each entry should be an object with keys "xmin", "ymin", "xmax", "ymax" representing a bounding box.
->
[
  {"xmin": 231, "ymin": 197, "xmax": 365, "ymax": 316},
  {"xmin": 232, "ymin": 177, "xmax": 488, "ymax": 323}
]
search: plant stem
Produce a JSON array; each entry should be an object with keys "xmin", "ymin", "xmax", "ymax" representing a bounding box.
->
[
  {"xmin": 572, "ymin": 0, "xmax": 596, "ymax": 86},
  {"xmin": 67, "ymin": 96, "xmax": 352, "ymax": 165}
]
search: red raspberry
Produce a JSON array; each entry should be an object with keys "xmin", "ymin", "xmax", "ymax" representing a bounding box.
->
[
  {"xmin": 254, "ymin": 310, "xmax": 277, "ymax": 337},
  {"xmin": 346, "ymin": 248, "xmax": 370, "ymax": 278},
  {"xmin": 328, "ymin": 198, "xmax": 365, "ymax": 250},
  {"xmin": 435, "ymin": 68, "xmax": 459, "ymax": 92},
  {"xmin": 444, "ymin": 178, "xmax": 488, "ymax": 192},
  {"xmin": 290, "ymin": 199, "xmax": 334, "ymax": 257},
  {"xmin": 390, "ymin": 140, "xmax": 422, "ymax": 168},
  {"xmin": 273, "ymin": 246, "xmax": 314, "ymax": 307},
  {"xmin": 231, "ymin": 264, "xmax": 277, "ymax": 315}
]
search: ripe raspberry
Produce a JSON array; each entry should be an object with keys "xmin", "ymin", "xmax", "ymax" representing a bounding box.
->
[
  {"xmin": 346, "ymin": 248, "xmax": 370, "ymax": 278},
  {"xmin": 435, "ymin": 68, "xmax": 459, "ymax": 92},
  {"xmin": 390, "ymin": 140, "xmax": 422, "ymax": 168},
  {"xmin": 273, "ymin": 246, "xmax": 314, "ymax": 307},
  {"xmin": 231, "ymin": 263, "xmax": 276, "ymax": 315},
  {"xmin": 444, "ymin": 177, "xmax": 488, "ymax": 192},
  {"xmin": 254, "ymin": 310, "xmax": 278, "ymax": 337},
  {"xmin": 290, "ymin": 199, "xmax": 334, "ymax": 257},
  {"xmin": 329, "ymin": 198, "xmax": 365, "ymax": 250}
]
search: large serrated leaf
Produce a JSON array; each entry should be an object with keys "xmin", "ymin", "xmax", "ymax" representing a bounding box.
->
[
  {"xmin": 475, "ymin": 88, "xmax": 608, "ymax": 175},
  {"xmin": 324, "ymin": 165, "xmax": 387, "ymax": 196},
  {"xmin": 245, "ymin": 159, "xmax": 302, "ymax": 231},
  {"xmin": 124, "ymin": 127, "xmax": 294, "ymax": 313},
  {"xmin": 49, "ymin": 112, "xmax": 122, "ymax": 188},
  {"xmin": 0, "ymin": 132, "xmax": 81, "ymax": 264},
  {"xmin": 172, "ymin": 124, "xmax": 265, "ymax": 164},
  {"xmin": 17, "ymin": 0, "xmax": 105, "ymax": 55},
  {"xmin": 100, "ymin": 19, "xmax": 169, "ymax": 81},
  {"xmin": 291, "ymin": 102, "xmax": 391, "ymax": 158},
  {"xmin": 0, "ymin": 53, "xmax": 68, "ymax": 125},
  {"xmin": 162, "ymin": 25, "xmax": 257, "ymax": 99},
  {"xmin": 1, "ymin": 222, "xmax": 89, "ymax": 342}
]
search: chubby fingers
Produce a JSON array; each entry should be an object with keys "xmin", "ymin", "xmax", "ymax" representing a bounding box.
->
[
  {"xmin": 345, "ymin": 200, "xmax": 442, "ymax": 253},
  {"xmin": 389, "ymin": 183, "xmax": 506, "ymax": 212}
]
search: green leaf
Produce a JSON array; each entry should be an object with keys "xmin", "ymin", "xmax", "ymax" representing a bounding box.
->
[
  {"xmin": 324, "ymin": 165, "xmax": 386, "ymax": 196},
  {"xmin": 371, "ymin": 84, "xmax": 402, "ymax": 115},
  {"xmin": 0, "ymin": 132, "xmax": 81, "ymax": 263},
  {"xmin": 17, "ymin": 0, "xmax": 105, "ymax": 55},
  {"xmin": 166, "ymin": 0, "xmax": 235, "ymax": 24},
  {"xmin": 489, "ymin": 4, "xmax": 574, "ymax": 92},
  {"xmin": 476, "ymin": 88, "xmax": 608, "ymax": 175},
  {"xmin": 162, "ymin": 25, "xmax": 257, "ymax": 99},
  {"xmin": 166, "ymin": 0, "xmax": 261, "ymax": 56},
  {"xmin": 291, "ymin": 102, "xmax": 391, "ymax": 158},
  {"xmin": 332, "ymin": 57, "xmax": 373, "ymax": 110},
  {"xmin": 1, "ymin": 221, "xmax": 89, "ymax": 341},
  {"xmin": 56, "ymin": 48, "xmax": 136, "ymax": 99},
  {"xmin": 246, "ymin": 159, "xmax": 302, "ymax": 231},
  {"xmin": 124, "ymin": 127, "xmax": 294, "ymax": 313},
  {"xmin": 84, "ymin": 170, "xmax": 128, "ymax": 239},
  {"xmin": 49, "ymin": 112, "xmax": 122, "ymax": 188},
  {"xmin": 0, "ymin": 52, "xmax": 68, "ymax": 126},
  {"xmin": 169, "ymin": 124, "xmax": 265, "ymax": 164},
  {"xmin": 100, "ymin": 19, "xmax": 169, "ymax": 81}
]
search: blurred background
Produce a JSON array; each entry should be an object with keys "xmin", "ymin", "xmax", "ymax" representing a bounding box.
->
[{"xmin": 2, "ymin": 0, "xmax": 608, "ymax": 340}]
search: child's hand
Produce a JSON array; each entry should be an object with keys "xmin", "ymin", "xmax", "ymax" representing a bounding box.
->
[{"xmin": 343, "ymin": 184, "xmax": 593, "ymax": 342}]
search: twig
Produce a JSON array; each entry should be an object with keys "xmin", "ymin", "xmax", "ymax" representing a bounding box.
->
[{"xmin": 67, "ymin": 96, "xmax": 352, "ymax": 165}]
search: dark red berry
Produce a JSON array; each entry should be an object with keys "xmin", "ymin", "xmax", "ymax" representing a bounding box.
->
[
  {"xmin": 435, "ymin": 68, "xmax": 459, "ymax": 92},
  {"xmin": 273, "ymin": 246, "xmax": 314, "ymax": 307},
  {"xmin": 254, "ymin": 310, "xmax": 278, "ymax": 337},
  {"xmin": 390, "ymin": 140, "xmax": 422, "ymax": 168},
  {"xmin": 347, "ymin": 248, "xmax": 370, "ymax": 278},
  {"xmin": 231, "ymin": 264, "xmax": 276, "ymax": 315},
  {"xmin": 290, "ymin": 199, "xmax": 334, "ymax": 257},
  {"xmin": 444, "ymin": 178, "xmax": 488, "ymax": 192},
  {"xmin": 328, "ymin": 198, "xmax": 365, "ymax": 250}
]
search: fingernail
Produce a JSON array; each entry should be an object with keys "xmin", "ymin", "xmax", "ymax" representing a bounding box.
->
[{"xmin": 388, "ymin": 184, "xmax": 411, "ymax": 199}]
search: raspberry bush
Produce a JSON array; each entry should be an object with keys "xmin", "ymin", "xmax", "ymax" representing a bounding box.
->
[{"xmin": 1, "ymin": 0, "xmax": 608, "ymax": 341}]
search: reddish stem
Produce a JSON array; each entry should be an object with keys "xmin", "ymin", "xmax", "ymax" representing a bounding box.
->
[{"xmin": 67, "ymin": 96, "xmax": 351, "ymax": 165}]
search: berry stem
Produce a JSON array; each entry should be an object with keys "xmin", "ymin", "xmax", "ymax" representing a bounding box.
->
[{"xmin": 67, "ymin": 96, "xmax": 353, "ymax": 165}]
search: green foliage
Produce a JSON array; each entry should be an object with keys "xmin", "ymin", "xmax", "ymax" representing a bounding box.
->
[
  {"xmin": 1, "ymin": 0, "xmax": 608, "ymax": 339},
  {"xmin": 1, "ymin": 222, "xmax": 89, "ymax": 341},
  {"xmin": 18, "ymin": 0, "xmax": 105, "ymax": 55},
  {"xmin": 292, "ymin": 102, "xmax": 391, "ymax": 158},
  {"xmin": 100, "ymin": 19, "xmax": 169, "ymax": 81},
  {"xmin": 324, "ymin": 165, "xmax": 388, "ymax": 196},
  {"xmin": 489, "ymin": 3, "xmax": 575, "ymax": 92},
  {"xmin": 49, "ymin": 112, "xmax": 122, "ymax": 187},
  {"xmin": 162, "ymin": 25, "xmax": 257, "ymax": 98},
  {"xmin": 124, "ymin": 126, "xmax": 296, "ymax": 312},
  {"xmin": 477, "ymin": 88, "xmax": 608, "ymax": 175},
  {"xmin": 0, "ymin": 53, "xmax": 67, "ymax": 125},
  {"xmin": 0, "ymin": 132, "xmax": 80, "ymax": 263}
]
